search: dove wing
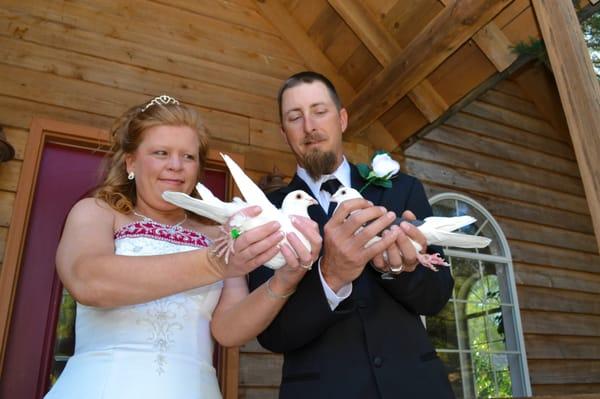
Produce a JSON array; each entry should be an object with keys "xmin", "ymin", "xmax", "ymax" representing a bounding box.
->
[
  {"xmin": 423, "ymin": 229, "xmax": 491, "ymax": 248},
  {"xmin": 221, "ymin": 153, "xmax": 279, "ymax": 213},
  {"xmin": 162, "ymin": 191, "xmax": 245, "ymax": 224}
]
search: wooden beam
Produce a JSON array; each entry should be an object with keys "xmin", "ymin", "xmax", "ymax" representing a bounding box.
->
[
  {"xmin": 254, "ymin": 0, "xmax": 354, "ymax": 102},
  {"xmin": 327, "ymin": 0, "xmax": 448, "ymax": 127},
  {"xmin": 345, "ymin": 0, "xmax": 512, "ymax": 138},
  {"xmin": 254, "ymin": 0, "xmax": 397, "ymax": 151},
  {"xmin": 327, "ymin": 0, "xmax": 400, "ymax": 65},
  {"xmin": 532, "ymin": 0, "xmax": 600, "ymax": 252},
  {"xmin": 473, "ymin": 21, "xmax": 517, "ymax": 71},
  {"xmin": 407, "ymin": 79, "xmax": 449, "ymax": 122}
]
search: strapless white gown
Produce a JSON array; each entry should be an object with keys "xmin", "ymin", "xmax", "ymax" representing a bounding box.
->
[{"xmin": 45, "ymin": 220, "xmax": 223, "ymax": 399}]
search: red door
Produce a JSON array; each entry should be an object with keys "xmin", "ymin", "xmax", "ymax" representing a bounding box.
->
[{"xmin": 0, "ymin": 141, "xmax": 227, "ymax": 398}]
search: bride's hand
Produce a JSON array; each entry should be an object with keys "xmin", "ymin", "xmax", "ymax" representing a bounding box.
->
[{"xmin": 217, "ymin": 206, "xmax": 284, "ymax": 278}]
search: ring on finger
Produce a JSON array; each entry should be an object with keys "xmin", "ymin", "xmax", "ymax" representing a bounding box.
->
[
  {"xmin": 300, "ymin": 261, "xmax": 313, "ymax": 270},
  {"xmin": 389, "ymin": 264, "xmax": 404, "ymax": 273}
]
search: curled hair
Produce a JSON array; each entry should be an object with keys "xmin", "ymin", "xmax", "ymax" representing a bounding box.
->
[{"xmin": 95, "ymin": 97, "xmax": 209, "ymax": 214}]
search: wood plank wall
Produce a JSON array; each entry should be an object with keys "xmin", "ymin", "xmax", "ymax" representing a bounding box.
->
[
  {"xmin": 405, "ymin": 77, "xmax": 600, "ymax": 396},
  {"xmin": 0, "ymin": 2, "xmax": 368, "ymax": 398},
  {"xmin": 2, "ymin": 1, "xmax": 598, "ymax": 398}
]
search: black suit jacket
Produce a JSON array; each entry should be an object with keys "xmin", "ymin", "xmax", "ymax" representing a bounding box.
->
[{"xmin": 249, "ymin": 164, "xmax": 455, "ymax": 399}]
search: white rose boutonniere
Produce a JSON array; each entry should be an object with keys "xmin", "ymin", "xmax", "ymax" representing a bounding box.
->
[{"xmin": 357, "ymin": 151, "xmax": 400, "ymax": 193}]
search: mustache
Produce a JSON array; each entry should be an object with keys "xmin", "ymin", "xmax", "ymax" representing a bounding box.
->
[{"xmin": 303, "ymin": 132, "xmax": 326, "ymax": 145}]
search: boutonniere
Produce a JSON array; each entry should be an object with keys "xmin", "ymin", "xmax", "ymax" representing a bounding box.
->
[{"xmin": 356, "ymin": 151, "xmax": 400, "ymax": 193}]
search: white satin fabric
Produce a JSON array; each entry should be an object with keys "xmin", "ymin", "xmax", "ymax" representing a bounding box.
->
[{"xmin": 45, "ymin": 221, "xmax": 223, "ymax": 399}]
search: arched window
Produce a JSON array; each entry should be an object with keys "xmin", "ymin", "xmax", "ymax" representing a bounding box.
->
[{"xmin": 427, "ymin": 193, "xmax": 531, "ymax": 399}]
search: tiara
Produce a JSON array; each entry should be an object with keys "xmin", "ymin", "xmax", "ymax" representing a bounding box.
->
[{"xmin": 141, "ymin": 95, "xmax": 180, "ymax": 112}]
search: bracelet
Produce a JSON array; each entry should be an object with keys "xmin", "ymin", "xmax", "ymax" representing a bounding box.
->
[{"xmin": 265, "ymin": 277, "xmax": 295, "ymax": 299}]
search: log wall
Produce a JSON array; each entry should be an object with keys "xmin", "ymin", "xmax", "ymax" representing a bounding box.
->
[
  {"xmin": 1, "ymin": 1, "xmax": 598, "ymax": 397},
  {"xmin": 405, "ymin": 77, "xmax": 600, "ymax": 396},
  {"xmin": 0, "ymin": 2, "xmax": 368, "ymax": 398}
]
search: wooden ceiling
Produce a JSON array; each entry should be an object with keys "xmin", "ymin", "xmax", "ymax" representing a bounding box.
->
[{"xmin": 254, "ymin": 0, "xmax": 544, "ymax": 152}]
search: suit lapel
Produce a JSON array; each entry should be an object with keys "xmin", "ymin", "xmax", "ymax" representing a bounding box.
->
[{"xmin": 349, "ymin": 163, "xmax": 385, "ymax": 206}]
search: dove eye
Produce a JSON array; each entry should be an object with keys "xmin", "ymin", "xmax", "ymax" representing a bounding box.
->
[
  {"xmin": 341, "ymin": 190, "xmax": 347, "ymax": 195},
  {"xmin": 296, "ymin": 193, "xmax": 302, "ymax": 199}
]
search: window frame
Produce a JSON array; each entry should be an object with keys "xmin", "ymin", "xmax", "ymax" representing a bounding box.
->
[{"xmin": 428, "ymin": 192, "xmax": 532, "ymax": 398}]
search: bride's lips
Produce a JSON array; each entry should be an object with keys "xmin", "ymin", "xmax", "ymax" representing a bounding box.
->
[{"xmin": 159, "ymin": 178, "xmax": 185, "ymax": 186}]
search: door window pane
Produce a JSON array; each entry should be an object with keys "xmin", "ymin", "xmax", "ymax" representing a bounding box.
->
[{"xmin": 48, "ymin": 289, "xmax": 76, "ymax": 388}]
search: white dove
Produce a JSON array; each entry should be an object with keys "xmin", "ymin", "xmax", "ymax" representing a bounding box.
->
[
  {"xmin": 330, "ymin": 186, "xmax": 491, "ymax": 271},
  {"xmin": 162, "ymin": 156, "xmax": 317, "ymax": 270}
]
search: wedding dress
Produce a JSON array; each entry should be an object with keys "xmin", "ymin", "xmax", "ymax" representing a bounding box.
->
[{"xmin": 45, "ymin": 220, "xmax": 223, "ymax": 399}]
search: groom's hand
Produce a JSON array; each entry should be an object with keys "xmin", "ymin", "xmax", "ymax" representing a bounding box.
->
[
  {"xmin": 371, "ymin": 210, "xmax": 427, "ymax": 273},
  {"xmin": 320, "ymin": 198, "xmax": 397, "ymax": 292}
]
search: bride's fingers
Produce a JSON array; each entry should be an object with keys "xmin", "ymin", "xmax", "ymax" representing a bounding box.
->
[
  {"xmin": 279, "ymin": 243, "xmax": 300, "ymax": 269},
  {"xmin": 286, "ymin": 232, "xmax": 314, "ymax": 266},
  {"xmin": 291, "ymin": 217, "xmax": 322, "ymax": 259},
  {"xmin": 241, "ymin": 245, "xmax": 280, "ymax": 272},
  {"xmin": 233, "ymin": 221, "xmax": 280, "ymax": 250},
  {"xmin": 292, "ymin": 217, "xmax": 321, "ymax": 244},
  {"xmin": 236, "ymin": 229, "xmax": 283, "ymax": 261}
]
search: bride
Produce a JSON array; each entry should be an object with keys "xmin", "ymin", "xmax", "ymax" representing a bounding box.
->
[{"xmin": 45, "ymin": 95, "xmax": 321, "ymax": 398}]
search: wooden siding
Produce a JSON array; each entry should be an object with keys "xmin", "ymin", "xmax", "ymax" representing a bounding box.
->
[
  {"xmin": 0, "ymin": 2, "xmax": 370, "ymax": 398},
  {"xmin": 405, "ymin": 75, "xmax": 600, "ymax": 396},
  {"xmin": 1, "ymin": 1, "xmax": 599, "ymax": 398}
]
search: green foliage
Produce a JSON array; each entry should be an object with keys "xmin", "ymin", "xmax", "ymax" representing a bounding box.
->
[
  {"xmin": 511, "ymin": 6, "xmax": 600, "ymax": 77},
  {"xmin": 511, "ymin": 38, "xmax": 550, "ymax": 68},
  {"xmin": 48, "ymin": 290, "xmax": 76, "ymax": 388},
  {"xmin": 467, "ymin": 275, "xmax": 512, "ymax": 398},
  {"xmin": 581, "ymin": 10, "xmax": 600, "ymax": 74}
]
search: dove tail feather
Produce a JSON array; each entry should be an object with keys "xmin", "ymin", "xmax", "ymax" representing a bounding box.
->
[
  {"xmin": 429, "ymin": 231, "xmax": 492, "ymax": 248},
  {"xmin": 422, "ymin": 216, "xmax": 478, "ymax": 232}
]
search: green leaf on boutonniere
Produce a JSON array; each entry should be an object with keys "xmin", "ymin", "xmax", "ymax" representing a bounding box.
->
[
  {"xmin": 377, "ymin": 179, "xmax": 393, "ymax": 188},
  {"xmin": 356, "ymin": 163, "xmax": 371, "ymax": 180}
]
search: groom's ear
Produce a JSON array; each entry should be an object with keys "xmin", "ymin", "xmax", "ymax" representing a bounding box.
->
[
  {"xmin": 280, "ymin": 127, "xmax": 290, "ymax": 145},
  {"xmin": 339, "ymin": 108, "xmax": 348, "ymax": 134}
]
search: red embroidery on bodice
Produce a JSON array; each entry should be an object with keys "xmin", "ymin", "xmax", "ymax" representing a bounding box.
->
[{"xmin": 114, "ymin": 220, "xmax": 210, "ymax": 248}]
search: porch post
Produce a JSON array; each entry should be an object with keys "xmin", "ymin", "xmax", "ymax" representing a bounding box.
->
[{"xmin": 532, "ymin": 0, "xmax": 600, "ymax": 252}]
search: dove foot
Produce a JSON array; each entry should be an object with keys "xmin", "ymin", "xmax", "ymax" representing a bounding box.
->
[
  {"xmin": 212, "ymin": 226, "xmax": 236, "ymax": 264},
  {"xmin": 417, "ymin": 253, "xmax": 449, "ymax": 272}
]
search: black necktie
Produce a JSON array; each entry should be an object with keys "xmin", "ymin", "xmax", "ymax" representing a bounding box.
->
[
  {"xmin": 320, "ymin": 178, "xmax": 342, "ymax": 195},
  {"xmin": 320, "ymin": 178, "xmax": 342, "ymax": 217}
]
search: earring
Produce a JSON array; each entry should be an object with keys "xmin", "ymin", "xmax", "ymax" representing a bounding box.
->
[{"xmin": 127, "ymin": 171, "xmax": 135, "ymax": 181}]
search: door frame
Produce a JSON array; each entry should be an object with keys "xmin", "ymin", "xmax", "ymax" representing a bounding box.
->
[{"xmin": 0, "ymin": 117, "xmax": 241, "ymax": 397}]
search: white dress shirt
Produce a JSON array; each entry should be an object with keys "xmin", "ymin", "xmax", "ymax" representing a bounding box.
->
[{"xmin": 296, "ymin": 158, "xmax": 353, "ymax": 310}]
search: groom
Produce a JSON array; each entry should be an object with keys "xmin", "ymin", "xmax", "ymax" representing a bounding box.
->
[{"xmin": 249, "ymin": 71, "xmax": 455, "ymax": 399}]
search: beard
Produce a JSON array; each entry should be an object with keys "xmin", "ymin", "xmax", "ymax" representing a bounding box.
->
[{"xmin": 302, "ymin": 149, "xmax": 337, "ymax": 180}]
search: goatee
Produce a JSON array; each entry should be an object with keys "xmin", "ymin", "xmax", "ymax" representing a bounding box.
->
[{"xmin": 303, "ymin": 150, "xmax": 337, "ymax": 180}]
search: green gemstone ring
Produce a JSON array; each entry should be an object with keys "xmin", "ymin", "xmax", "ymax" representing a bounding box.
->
[{"xmin": 230, "ymin": 227, "xmax": 241, "ymax": 239}]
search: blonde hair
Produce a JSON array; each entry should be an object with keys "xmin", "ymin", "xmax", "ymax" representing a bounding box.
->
[{"xmin": 95, "ymin": 97, "xmax": 209, "ymax": 214}]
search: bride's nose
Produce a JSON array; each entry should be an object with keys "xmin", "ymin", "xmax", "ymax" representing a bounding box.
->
[{"xmin": 167, "ymin": 155, "xmax": 183, "ymax": 170}]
